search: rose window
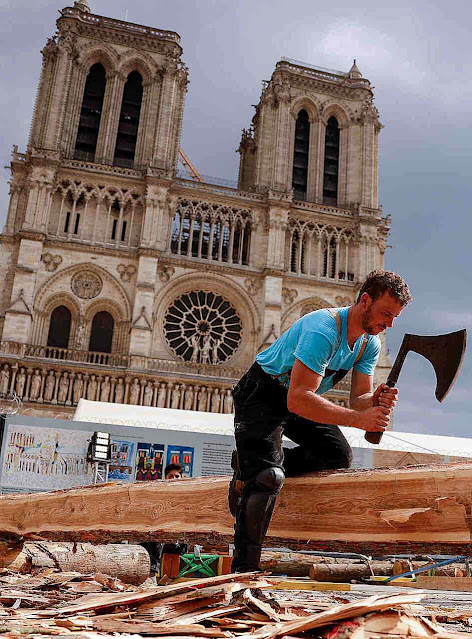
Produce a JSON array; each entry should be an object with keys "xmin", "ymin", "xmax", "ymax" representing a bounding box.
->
[{"xmin": 164, "ymin": 291, "xmax": 242, "ymax": 364}]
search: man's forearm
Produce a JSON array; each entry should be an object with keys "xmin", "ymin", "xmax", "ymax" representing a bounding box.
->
[
  {"xmin": 287, "ymin": 389, "xmax": 359, "ymax": 427},
  {"xmin": 349, "ymin": 393, "xmax": 374, "ymax": 411}
]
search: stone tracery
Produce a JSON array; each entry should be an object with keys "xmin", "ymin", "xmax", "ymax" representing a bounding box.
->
[
  {"xmin": 287, "ymin": 218, "xmax": 355, "ymax": 281},
  {"xmin": 164, "ymin": 290, "xmax": 242, "ymax": 364},
  {"xmin": 170, "ymin": 198, "xmax": 253, "ymax": 266}
]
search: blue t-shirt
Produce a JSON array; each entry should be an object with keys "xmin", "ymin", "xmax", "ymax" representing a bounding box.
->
[{"xmin": 256, "ymin": 307, "xmax": 381, "ymax": 395}]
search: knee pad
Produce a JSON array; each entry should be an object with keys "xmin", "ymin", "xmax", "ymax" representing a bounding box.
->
[
  {"xmin": 340, "ymin": 447, "xmax": 353, "ymax": 469},
  {"xmin": 255, "ymin": 467, "xmax": 284, "ymax": 493}
]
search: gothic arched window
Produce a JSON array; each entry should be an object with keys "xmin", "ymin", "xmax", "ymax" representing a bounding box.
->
[
  {"xmin": 89, "ymin": 311, "xmax": 114, "ymax": 353},
  {"xmin": 171, "ymin": 201, "xmax": 251, "ymax": 265},
  {"xmin": 113, "ymin": 71, "xmax": 143, "ymax": 168},
  {"xmin": 323, "ymin": 237, "xmax": 337, "ymax": 278},
  {"xmin": 47, "ymin": 305, "xmax": 71, "ymax": 349},
  {"xmin": 323, "ymin": 116, "xmax": 340, "ymax": 205},
  {"xmin": 292, "ymin": 110, "xmax": 310, "ymax": 200},
  {"xmin": 74, "ymin": 63, "xmax": 107, "ymax": 161}
]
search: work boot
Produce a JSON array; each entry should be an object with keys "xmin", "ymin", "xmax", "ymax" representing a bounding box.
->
[{"xmin": 228, "ymin": 449, "xmax": 244, "ymax": 517}]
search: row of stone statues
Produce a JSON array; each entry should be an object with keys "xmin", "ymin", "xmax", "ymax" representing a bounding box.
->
[{"xmin": 0, "ymin": 364, "xmax": 234, "ymax": 413}]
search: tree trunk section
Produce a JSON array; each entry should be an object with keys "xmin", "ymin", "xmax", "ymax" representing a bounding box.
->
[
  {"xmin": 308, "ymin": 562, "xmax": 393, "ymax": 582},
  {"xmin": 2, "ymin": 542, "xmax": 150, "ymax": 585},
  {"xmin": 1, "ymin": 463, "xmax": 472, "ymax": 556}
]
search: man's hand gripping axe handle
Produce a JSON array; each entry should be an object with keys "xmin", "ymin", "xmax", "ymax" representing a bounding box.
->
[{"xmin": 365, "ymin": 329, "xmax": 467, "ymax": 445}]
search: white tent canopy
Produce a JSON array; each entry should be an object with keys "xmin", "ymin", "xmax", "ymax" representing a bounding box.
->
[
  {"xmin": 74, "ymin": 399, "xmax": 235, "ymax": 435},
  {"xmin": 74, "ymin": 400, "xmax": 472, "ymax": 458}
]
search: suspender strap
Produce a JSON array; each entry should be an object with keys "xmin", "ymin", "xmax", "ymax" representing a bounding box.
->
[{"xmin": 326, "ymin": 308, "xmax": 367, "ymax": 364}]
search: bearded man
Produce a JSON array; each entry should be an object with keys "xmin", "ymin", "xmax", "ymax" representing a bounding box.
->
[{"xmin": 229, "ymin": 269, "xmax": 412, "ymax": 572}]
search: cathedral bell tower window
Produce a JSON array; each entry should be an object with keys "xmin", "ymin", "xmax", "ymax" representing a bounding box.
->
[
  {"xmin": 113, "ymin": 71, "xmax": 143, "ymax": 168},
  {"xmin": 292, "ymin": 110, "xmax": 310, "ymax": 201},
  {"xmin": 74, "ymin": 63, "xmax": 107, "ymax": 162},
  {"xmin": 323, "ymin": 116, "xmax": 340, "ymax": 205}
]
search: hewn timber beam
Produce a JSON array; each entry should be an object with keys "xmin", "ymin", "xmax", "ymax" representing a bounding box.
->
[{"xmin": 1, "ymin": 462, "xmax": 472, "ymax": 556}]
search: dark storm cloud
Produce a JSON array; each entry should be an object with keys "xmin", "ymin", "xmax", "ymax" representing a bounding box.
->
[{"xmin": 1, "ymin": 0, "xmax": 471, "ymax": 437}]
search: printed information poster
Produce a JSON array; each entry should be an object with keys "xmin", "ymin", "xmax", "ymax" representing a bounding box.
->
[
  {"xmin": 108, "ymin": 440, "xmax": 135, "ymax": 482},
  {"xmin": 0, "ymin": 415, "xmax": 235, "ymax": 494}
]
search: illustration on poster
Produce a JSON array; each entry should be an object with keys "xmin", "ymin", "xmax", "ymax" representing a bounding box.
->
[
  {"xmin": 135, "ymin": 442, "xmax": 165, "ymax": 481},
  {"xmin": 108, "ymin": 440, "xmax": 135, "ymax": 482},
  {"xmin": 166, "ymin": 445, "xmax": 194, "ymax": 477},
  {"xmin": 2, "ymin": 425, "xmax": 93, "ymax": 490}
]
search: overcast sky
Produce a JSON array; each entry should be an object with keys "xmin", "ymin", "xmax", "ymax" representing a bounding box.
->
[{"xmin": 1, "ymin": 0, "xmax": 471, "ymax": 442}]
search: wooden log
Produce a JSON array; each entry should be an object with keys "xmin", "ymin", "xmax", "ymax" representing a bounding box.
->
[
  {"xmin": 309, "ymin": 562, "xmax": 393, "ymax": 582},
  {"xmin": 2, "ymin": 462, "xmax": 472, "ymax": 555},
  {"xmin": 260, "ymin": 551, "xmax": 336, "ymax": 576},
  {"xmin": 1, "ymin": 542, "xmax": 150, "ymax": 585},
  {"xmin": 260, "ymin": 552, "xmax": 394, "ymax": 578},
  {"xmin": 392, "ymin": 559, "xmax": 467, "ymax": 577}
]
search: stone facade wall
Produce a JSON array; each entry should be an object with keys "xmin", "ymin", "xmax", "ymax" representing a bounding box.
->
[{"xmin": 0, "ymin": 3, "xmax": 391, "ymax": 420}]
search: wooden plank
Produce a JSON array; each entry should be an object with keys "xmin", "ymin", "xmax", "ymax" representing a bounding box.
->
[
  {"xmin": 1, "ymin": 462, "xmax": 472, "ymax": 555},
  {"xmin": 415, "ymin": 576, "xmax": 472, "ymax": 591},
  {"xmin": 269, "ymin": 579, "xmax": 351, "ymax": 591}
]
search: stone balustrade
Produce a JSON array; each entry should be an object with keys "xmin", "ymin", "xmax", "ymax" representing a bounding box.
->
[
  {"xmin": 1, "ymin": 342, "xmax": 244, "ymax": 381},
  {"xmin": 0, "ymin": 342, "xmax": 350, "ymax": 414},
  {"xmin": 0, "ymin": 360, "xmax": 235, "ymax": 414},
  {"xmin": 23, "ymin": 344, "xmax": 129, "ymax": 368}
]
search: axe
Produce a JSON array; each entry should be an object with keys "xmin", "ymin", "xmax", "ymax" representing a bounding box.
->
[{"xmin": 365, "ymin": 329, "xmax": 467, "ymax": 445}]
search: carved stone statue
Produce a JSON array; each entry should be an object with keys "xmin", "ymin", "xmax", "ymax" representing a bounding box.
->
[
  {"xmin": 223, "ymin": 389, "xmax": 233, "ymax": 414},
  {"xmin": 201, "ymin": 335, "xmax": 212, "ymax": 364},
  {"xmin": 157, "ymin": 382, "xmax": 167, "ymax": 407},
  {"xmin": 75, "ymin": 318, "xmax": 86, "ymax": 350},
  {"xmin": 190, "ymin": 334, "xmax": 200, "ymax": 363},
  {"xmin": 171, "ymin": 384, "xmax": 181, "ymax": 409},
  {"xmin": 87, "ymin": 374, "xmax": 98, "ymax": 401},
  {"xmin": 212, "ymin": 338, "xmax": 222, "ymax": 364},
  {"xmin": 143, "ymin": 382, "xmax": 153, "ymax": 407},
  {"xmin": 16, "ymin": 368, "xmax": 26, "ymax": 398},
  {"xmin": 30, "ymin": 370, "xmax": 41, "ymax": 401},
  {"xmin": 129, "ymin": 379, "xmax": 140, "ymax": 405},
  {"xmin": 197, "ymin": 386, "xmax": 208, "ymax": 412},
  {"xmin": 44, "ymin": 371, "xmax": 55, "ymax": 402},
  {"xmin": 57, "ymin": 372, "xmax": 69, "ymax": 403},
  {"xmin": 114, "ymin": 378, "xmax": 124, "ymax": 404},
  {"xmin": 211, "ymin": 388, "xmax": 220, "ymax": 413},
  {"xmin": 100, "ymin": 375, "xmax": 111, "ymax": 402},
  {"xmin": 184, "ymin": 385, "xmax": 194, "ymax": 411},
  {"xmin": 73, "ymin": 373, "xmax": 83, "ymax": 404},
  {"xmin": 0, "ymin": 364, "xmax": 10, "ymax": 394}
]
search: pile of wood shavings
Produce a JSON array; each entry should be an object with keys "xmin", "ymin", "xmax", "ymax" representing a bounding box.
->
[{"xmin": 0, "ymin": 569, "xmax": 470, "ymax": 639}]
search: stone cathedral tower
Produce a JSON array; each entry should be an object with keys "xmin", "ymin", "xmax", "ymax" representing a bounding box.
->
[{"xmin": 0, "ymin": 3, "xmax": 390, "ymax": 420}]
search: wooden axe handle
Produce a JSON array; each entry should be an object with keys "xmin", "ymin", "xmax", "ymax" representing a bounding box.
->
[
  {"xmin": 364, "ymin": 336, "xmax": 411, "ymax": 445},
  {"xmin": 364, "ymin": 378, "xmax": 395, "ymax": 445}
]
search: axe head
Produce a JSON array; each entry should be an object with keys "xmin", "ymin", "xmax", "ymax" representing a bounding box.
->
[{"xmin": 404, "ymin": 329, "xmax": 467, "ymax": 402}]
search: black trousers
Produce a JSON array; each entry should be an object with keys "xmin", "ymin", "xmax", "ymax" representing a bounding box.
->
[
  {"xmin": 231, "ymin": 361, "xmax": 352, "ymax": 570},
  {"xmin": 233, "ymin": 361, "xmax": 352, "ymax": 480}
]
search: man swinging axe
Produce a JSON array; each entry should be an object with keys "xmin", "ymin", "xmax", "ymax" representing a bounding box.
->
[{"xmin": 229, "ymin": 269, "xmax": 412, "ymax": 573}]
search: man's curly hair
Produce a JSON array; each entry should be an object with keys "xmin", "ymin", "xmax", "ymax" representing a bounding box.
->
[{"xmin": 357, "ymin": 270, "xmax": 412, "ymax": 306}]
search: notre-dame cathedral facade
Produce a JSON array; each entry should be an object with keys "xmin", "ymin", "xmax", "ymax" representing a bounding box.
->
[{"xmin": 0, "ymin": 0, "xmax": 390, "ymax": 419}]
